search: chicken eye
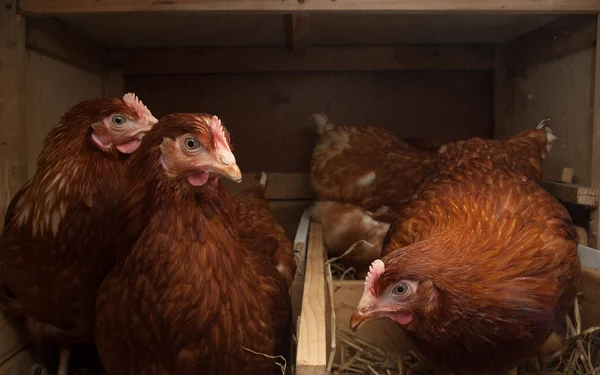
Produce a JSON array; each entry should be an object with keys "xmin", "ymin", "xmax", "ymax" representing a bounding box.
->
[
  {"xmin": 183, "ymin": 137, "xmax": 201, "ymax": 151},
  {"xmin": 392, "ymin": 282, "xmax": 410, "ymax": 296},
  {"xmin": 111, "ymin": 115, "xmax": 128, "ymax": 126}
]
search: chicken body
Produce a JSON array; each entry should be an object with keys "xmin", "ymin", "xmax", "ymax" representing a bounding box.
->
[
  {"xmin": 95, "ymin": 114, "xmax": 291, "ymax": 375},
  {"xmin": 309, "ymin": 114, "xmax": 437, "ymax": 212},
  {"xmin": 0, "ymin": 94, "xmax": 157, "ymax": 375},
  {"xmin": 309, "ymin": 201, "xmax": 390, "ymax": 278},
  {"xmin": 351, "ymin": 121, "xmax": 581, "ymax": 374},
  {"xmin": 232, "ymin": 171, "xmax": 296, "ymax": 291}
]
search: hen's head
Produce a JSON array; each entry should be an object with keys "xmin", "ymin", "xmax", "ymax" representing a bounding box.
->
[
  {"xmin": 142, "ymin": 113, "xmax": 242, "ymax": 187},
  {"xmin": 350, "ymin": 254, "xmax": 440, "ymax": 331},
  {"xmin": 89, "ymin": 93, "xmax": 158, "ymax": 154},
  {"xmin": 50, "ymin": 93, "xmax": 158, "ymax": 156}
]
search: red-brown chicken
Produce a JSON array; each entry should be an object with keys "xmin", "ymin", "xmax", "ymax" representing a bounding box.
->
[
  {"xmin": 95, "ymin": 114, "xmax": 292, "ymax": 375},
  {"xmin": 349, "ymin": 120, "xmax": 580, "ymax": 375},
  {"xmin": 310, "ymin": 113, "xmax": 437, "ymax": 213},
  {"xmin": 309, "ymin": 201, "xmax": 390, "ymax": 278},
  {"xmin": 0, "ymin": 93, "xmax": 157, "ymax": 375},
  {"xmin": 232, "ymin": 171, "xmax": 296, "ymax": 291}
]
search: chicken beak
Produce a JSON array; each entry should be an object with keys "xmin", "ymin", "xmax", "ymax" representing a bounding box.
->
[
  {"xmin": 350, "ymin": 306, "xmax": 378, "ymax": 331},
  {"xmin": 209, "ymin": 149, "xmax": 242, "ymax": 183}
]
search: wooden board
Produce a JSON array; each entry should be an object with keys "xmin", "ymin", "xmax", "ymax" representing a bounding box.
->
[
  {"xmin": 56, "ymin": 13, "xmax": 557, "ymax": 48},
  {"xmin": 541, "ymin": 180, "xmax": 600, "ymax": 207},
  {"xmin": 120, "ymin": 46, "xmax": 494, "ymax": 75},
  {"xmin": 0, "ymin": 348, "xmax": 35, "ymax": 375},
  {"xmin": 296, "ymin": 222, "xmax": 328, "ymax": 375},
  {"xmin": 507, "ymin": 15, "xmax": 597, "ymax": 69},
  {"xmin": 127, "ymin": 70, "xmax": 492, "ymax": 173},
  {"xmin": 19, "ymin": 0, "xmax": 600, "ymax": 14},
  {"xmin": 498, "ymin": 47, "xmax": 595, "ymax": 186},
  {"xmin": 0, "ymin": 1, "xmax": 27, "ymax": 231},
  {"xmin": 25, "ymin": 18, "xmax": 108, "ymax": 76},
  {"xmin": 25, "ymin": 51, "xmax": 105, "ymax": 179}
]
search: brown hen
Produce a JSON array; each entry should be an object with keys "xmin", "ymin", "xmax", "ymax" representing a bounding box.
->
[
  {"xmin": 95, "ymin": 114, "xmax": 292, "ymax": 375},
  {"xmin": 309, "ymin": 201, "xmax": 390, "ymax": 278},
  {"xmin": 0, "ymin": 93, "xmax": 157, "ymax": 375},
  {"xmin": 309, "ymin": 113, "xmax": 437, "ymax": 213},
  {"xmin": 232, "ymin": 171, "xmax": 296, "ymax": 292},
  {"xmin": 350, "ymin": 119, "xmax": 580, "ymax": 375}
]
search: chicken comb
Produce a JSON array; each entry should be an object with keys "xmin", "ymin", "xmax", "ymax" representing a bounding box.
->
[
  {"xmin": 210, "ymin": 116, "xmax": 229, "ymax": 149},
  {"xmin": 123, "ymin": 93, "xmax": 158, "ymax": 124},
  {"xmin": 364, "ymin": 259, "xmax": 385, "ymax": 295}
]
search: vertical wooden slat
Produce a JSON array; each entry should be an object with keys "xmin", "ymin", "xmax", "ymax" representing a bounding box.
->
[
  {"xmin": 0, "ymin": 0, "xmax": 27, "ymax": 230},
  {"xmin": 589, "ymin": 15, "xmax": 600, "ymax": 249}
]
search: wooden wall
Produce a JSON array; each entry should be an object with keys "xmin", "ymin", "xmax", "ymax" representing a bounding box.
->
[
  {"xmin": 127, "ymin": 70, "xmax": 493, "ymax": 173},
  {"xmin": 25, "ymin": 50, "xmax": 105, "ymax": 178},
  {"xmin": 495, "ymin": 47, "xmax": 596, "ymax": 186}
]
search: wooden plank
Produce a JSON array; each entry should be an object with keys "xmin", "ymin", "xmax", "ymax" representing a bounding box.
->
[
  {"xmin": 296, "ymin": 221, "xmax": 327, "ymax": 375},
  {"xmin": 590, "ymin": 15, "xmax": 600, "ymax": 250},
  {"xmin": 541, "ymin": 180, "xmax": 600, "ymax": 207},
  {"xmin": 284, "ymin": 14, "xmax": 310, "ymax": 56},
  {"xmin": 18, "ymin": 0, "xmax": 600, "ymax": 15},
  {"xmin": 0, "ymin": 348, "xmax": 35, "ymax": 375},
  {"xmin": 269, "ymin": 200, "xmax": 312, "ymax": 241},
  {"xmin": 290, "ymin": 211, "xmax": 310, "ymax": 375},
  {"xmin": 25, "ymin": 18, "xmax": 108, "ymax": 75},
  {"xmin": 0, "ymin": 313, "xmax": 26, "ymax": 367},
  {"xmin": 580, "ymin": 267, "xmax": 600, "ymax": 328},
  {"xmin": 507, "ymin": 15, "xmax": 597, "ymax": 70},
  {"xmin": 222, "ymin": 173, "xmax": 312, "ymax": 200},
  {"xmin": 493, "ymin": 44, "xmax": 514, "ymax": 137},
  {"xmin": 121, "ymin": 46, "xmax": 494, "ymax": 75},
  {"xmin": 0, "ymin": 1, "xmax": 27, "ymax": 233}
]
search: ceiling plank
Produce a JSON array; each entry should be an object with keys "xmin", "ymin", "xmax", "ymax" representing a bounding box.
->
[
  {"xmin": 26, "ymin": 18, "xmax": 109, "ymax": 75},
  {"xmin": 507, "ymin": 14, "xmax": 597, "ymax": 70},
  {"xmin": 119, "ymin": 45, "xmax": 493, "ymax": 75},
  {"xmin": 18, "ymin": 0, "xmax": 600, "ymax": 15}
]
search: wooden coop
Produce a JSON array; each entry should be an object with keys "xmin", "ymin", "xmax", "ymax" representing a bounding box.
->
[{"xmin": 2, "ymin": 1, "xmax": 600, "ymax": 374}]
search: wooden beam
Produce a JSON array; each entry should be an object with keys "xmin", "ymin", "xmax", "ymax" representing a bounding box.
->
[
  {"xmin": 541, "ymin": 180, "xmax": 600, "ymax": 207},
  {"xmin": 121, "ymin": 45, "xmax": 493, "ymax": 75},
  {"xmin": 0, "ymin": 1, "xmax": 27, "ymax": 233},
  {"xmin": 284, "ymin": 14, "xmax": 310, "ymax": 56},
  {"xmin": 25, "ymin": 18, "xmax": 108, "ymax": 76},
  {"xmin": 590, "ymin": 15, "xmax": 600, "ymax": 250},
  {"xmin": 507, "ymin": 15, "xmax": 597, "ymax": 70},
  {"xmin": 221, "ymin": 172, "xmax": 313, "ymax": 200},
  {"xmin": 18, "ymin": 0, "xmax": 600, "ymax": 15}
]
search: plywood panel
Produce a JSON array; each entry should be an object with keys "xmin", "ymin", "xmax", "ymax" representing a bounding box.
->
[
  {"xmin": 497, "ymin": 48, "xmax": 595, "ymax": 186},
  {"xmin": 25, "ymin": 51, "xmax": 104, "ymax": 179},
  {"xmin": 127, "ymin": 71, "xmax": 492, "ymax": 173},
  {"xmin": 57, "ymin": 13, "xmax": 557, "ymax": 48}
]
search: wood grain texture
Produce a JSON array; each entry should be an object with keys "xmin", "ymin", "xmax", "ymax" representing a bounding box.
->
[
  {"xmin": 541, "ymin": 180, "xmax": 600, "ymax": 207},
  {"xmin": 126, "ymin": 70, "xmax": 492, "ymax": 173},
  {"xmin": 25, "ymin": 51, "xmax": 105, "ymax": 179},
  {"xmin": 507, "ymin": 15, "xmax": 597, "ymax": 69},
  {"xmin": 498, "ymin": 47, "xmax": 595, "ymax": 186},
  {"xmin": 56, "ymin": 13, "xmax": 557, "ymax": 48},
  {"xmin": 25, "ymin": 18, "xmax": 108, "ymax": 76},
  {"xmin": 296, "ymin": 222, "xmax": 327, "ymax": 374},
  {"xmin": 0, "ymin": 1, "xmax": 27, "ymax": 229},
  {"xmin": 284, "ymin": 14, "xmax": 310, "ymax": 56},
  {"xmin": 121, "ymin": 46, "xmax": 493, "ymax": 75},
  {"xmin": 19, "ymin": 0, "xmax": 600, "ymax": 14},
  {"xmin": 591, "ymin": 16, "xmax": 600, "ymax": 249},
  {"xmin": 0, "ymin": 348, "xmax": 35, "ymax": 375}
]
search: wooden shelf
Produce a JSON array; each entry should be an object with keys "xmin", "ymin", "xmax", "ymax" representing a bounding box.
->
[
  {"xmin": 541, "ymin": 180, "xmax": 600, "ymax": 207},
  {"xmin": 19, "ymin": 0, "xmax": 600, "ymax": 15}
]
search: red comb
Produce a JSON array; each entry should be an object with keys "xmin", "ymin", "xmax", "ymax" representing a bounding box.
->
[{"xmin": 123, "ymin": 93, "xmax": 158, "ymax": 124}]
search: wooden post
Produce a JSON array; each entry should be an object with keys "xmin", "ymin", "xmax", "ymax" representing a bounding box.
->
[
  {"xmin": 0, "ymin": 0, "xmax": 27, "ymax": 231},
  {"xmin": 590, "ymin": 15, "xmax": 600, "ymax": 249}
]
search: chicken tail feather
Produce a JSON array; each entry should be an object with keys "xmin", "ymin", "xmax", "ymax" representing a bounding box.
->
[{"xmin": 312, "ymin": 113, "xmax": 335, "ymax": 135}]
